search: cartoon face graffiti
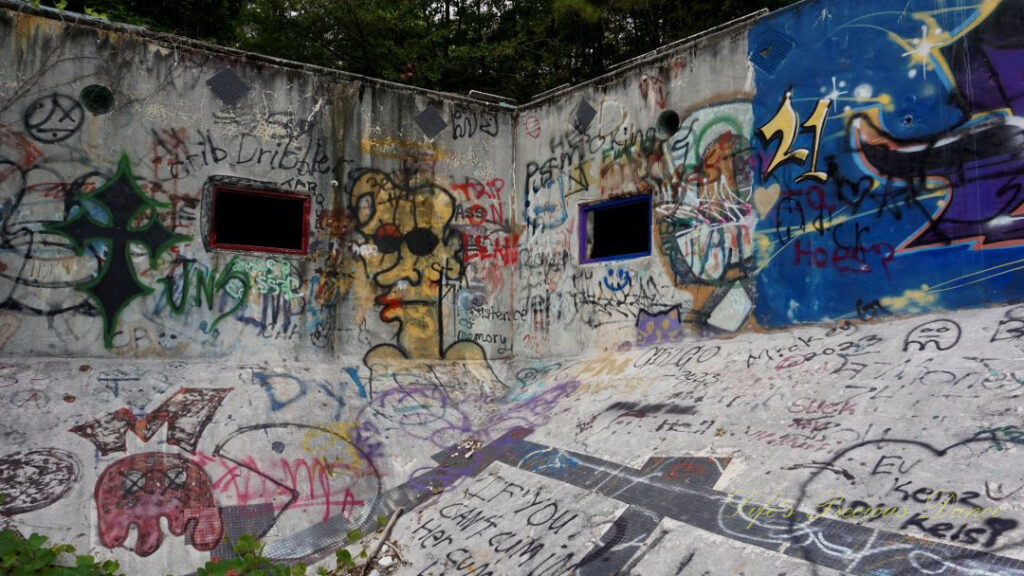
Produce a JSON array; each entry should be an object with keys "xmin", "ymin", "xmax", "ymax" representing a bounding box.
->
[
  {"xmin": 349, "ymin": 169, "xmax": 464, "ymax": 358},
  {"xmin": 903, "ymin": 319, "xmax": 962, "ymax": 352},
  {"xmin": 95, "ymin": 452, "xmax": 223, "ymax": 557},
  {"xmin": 523, "ymin": 167, "xmax": 569, "ymax": 231}
]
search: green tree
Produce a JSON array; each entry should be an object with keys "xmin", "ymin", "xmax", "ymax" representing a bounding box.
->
[
  {"xmin": 29, "ymin": 0, "xmax": 800, "ymax": 102},
  {"xmin": 34, "ymin": 0, "xmax": 244, "ymax": 43}
]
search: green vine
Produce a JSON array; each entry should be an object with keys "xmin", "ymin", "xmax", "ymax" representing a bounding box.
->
[
  {"xmin": 0, "ymin": 511, "xmax": 393, "ymax": 575},
  {"xmin": 196, "ymin": 534, "xmax": 306, "ymax": 576},
  {"xmin": 0, "ymin": 529, "xmax": 123, "ymax": 576}
]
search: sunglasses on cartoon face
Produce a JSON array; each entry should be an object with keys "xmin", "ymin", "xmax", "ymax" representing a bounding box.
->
[{"xmin": 372, "ymin": 223, "xmax": 441, "ymax": 256}]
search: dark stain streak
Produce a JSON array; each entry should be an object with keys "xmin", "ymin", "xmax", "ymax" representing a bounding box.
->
[{"xmin": 675, "ymin": 550, "xmax": 696, "ymax": 574}]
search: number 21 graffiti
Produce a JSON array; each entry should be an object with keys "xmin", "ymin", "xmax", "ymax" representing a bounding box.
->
[{"xmin": 759, "ymin": 90, "xmax": 831, "ymax": 183}]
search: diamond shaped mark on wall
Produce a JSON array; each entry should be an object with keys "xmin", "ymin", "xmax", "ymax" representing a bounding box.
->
[
  {"xmin": 749, "ymin": 27, "xmax": 795, "ymax": 75},
  {"xmin": 206, "ymin": 68, "xmax": 251, "ymax": 106},
  {"xmin": 415, "ymin": 106, "xmax": 447, "ymax": 139},
  {"xmin": 571, "ymin": 99, "xmax": 597, "ymax": 134}
]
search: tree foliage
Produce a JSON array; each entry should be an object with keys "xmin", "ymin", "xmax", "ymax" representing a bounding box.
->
[
  {"xmin": 35, "ymin": 0, "xmax": 244, "ymax": 43},
  {"xmin": 0, "ymin": 529, "xmax": 123, "ymax": 576},
  {"xmin": 30, "ymin": 0, "xmax": 799, "ymax": 102}
]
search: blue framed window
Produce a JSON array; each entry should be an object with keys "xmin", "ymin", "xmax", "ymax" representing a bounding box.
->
[{"xmin": 579, "ymin": 194, "xmax": 652, "ymax": 264}]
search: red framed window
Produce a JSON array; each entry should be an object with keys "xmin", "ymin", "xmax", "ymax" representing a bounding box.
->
[{"xmin": 210, "ymin": 185, "xmax": 310, "ymax": 254}]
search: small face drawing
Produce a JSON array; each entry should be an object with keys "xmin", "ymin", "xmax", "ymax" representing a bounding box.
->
[
  {"xmin": 904, "ymin": 319, "xmax": 961, "ymax": 352},
  {"xmin": 524, "ymin": 169, "xmax": 569, "ymax": 230}
]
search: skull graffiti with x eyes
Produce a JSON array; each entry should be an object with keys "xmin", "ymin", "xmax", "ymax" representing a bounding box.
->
[{"xmin": 95, "ymin": 452, "xmax": 223, "ymax": 557}]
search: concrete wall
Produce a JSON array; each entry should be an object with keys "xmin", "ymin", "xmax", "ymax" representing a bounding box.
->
[
  {"xmin": 3, "ymin": 1, "xmax": 1024, "ymax": 576},
  {"xmin": 0, "ymin": 7, "xmax": 336, "ymax": 359},
  {"xmin": 329, "ymin": 82, "xmax": 515, "ymax": 363},
  {"xmin": 0, "ymin": 3, "xmax": 516, "ymax": 362},
  {"xmin": 2, "ymin": 0, "xmax": 1022, "ymax": 363},
  {"xmin": 513, "ymin": 0, "xmax": 1024, "ymax": 354},
  {"xmin": 514, "ymin": 18, "xmax": 759, "ymax": 357}
]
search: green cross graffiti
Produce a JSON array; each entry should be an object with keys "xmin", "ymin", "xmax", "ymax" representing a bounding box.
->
[{"xmin": 47, "ymin": 153, "xmax": 188, "ymax": 348}]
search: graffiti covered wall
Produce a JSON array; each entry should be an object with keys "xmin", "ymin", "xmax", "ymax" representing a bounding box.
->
[
  {"xmin": 329, "ymin": 84, "xmax": 516, "ymax": 364},
  {"xmin": 0, "ymin": 4, "xmax": 515, "ymax": 361},
  {"xmin": 514, "ymin": 18, "xmax": 761, "ymax": 357},
  {"xmin": 0, "ymin": 6, "xmax": 339, "ymax": 358},
  {"xmin": 1, "ymin": 0, "xmax": 1021, "ymax": 365},
  {"xmin": 5, "ymin": 1, "xmax": 1024, "ymax": 575},
  {"xmin": 751, "ymin": 0, "xmax": 1024, "ymax": 326},
  {"xmin": 512, "ymin": 0, "xmax": 1024, "ymax": 355}
]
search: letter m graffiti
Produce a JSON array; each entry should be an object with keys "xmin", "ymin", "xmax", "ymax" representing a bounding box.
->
[{"xmin": 70, "ymin": 388, "xmax": 231, "ymax": 455}]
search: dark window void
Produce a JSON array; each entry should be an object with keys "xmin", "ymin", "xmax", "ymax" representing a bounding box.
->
[
  {"xmin": 211, "ymin": 186, "xmax": 309, "ymax": 254},
  {"xmin": 580, "ymin": 195, "xmax": 651, "ymax": 263}
]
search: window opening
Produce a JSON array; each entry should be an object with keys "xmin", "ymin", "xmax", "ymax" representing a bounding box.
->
[
  {"xmin": 579, "ymin": 194, "xmax": 652, "ymax": 263},
  {"xmin": 210, "ymin": 185, "xmax": 309, "ymax": 254}
]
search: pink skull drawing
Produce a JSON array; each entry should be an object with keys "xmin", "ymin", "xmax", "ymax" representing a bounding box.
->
[{"xmin": 95, "ymin": 452, "xmax": 223, "ymax": 556}]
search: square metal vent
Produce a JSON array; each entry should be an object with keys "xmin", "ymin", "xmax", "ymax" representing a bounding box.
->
[
  {"xmin": 571, "ymin": 98, "xmax": 597, "ymax": 134},
  {"xmin": 749, "ymin": 27, "xmax": 795, "ymax": 75},
  {"xmin": 415, "ymin": 106, "xmax": 448, "ymax": 139},
  {"xmin": 206, "ymin": 68, "xmax": 251, "ymax": 106}
]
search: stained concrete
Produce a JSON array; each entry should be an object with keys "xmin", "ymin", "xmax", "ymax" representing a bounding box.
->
[
  {"xmin": 2, "ymin": 0, "xmax": 1024, "ymax": 575},
  {"xmin": 4, "ymin": 305, "xmax": 1024, "ymax": 574}
]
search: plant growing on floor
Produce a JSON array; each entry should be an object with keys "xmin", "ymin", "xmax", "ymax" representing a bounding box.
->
[
  {"xmin": 196, "ymin": 534, "xmax": 307, "ymax": 576},
  {"xmin": 328, "ymin": 529, "xmax": 368, "ymax": 573},
  {"xmin": 0, "ymin": 529, "xmax": 123, "ymax": 576},
  {"xmin": 196, "ymin": 528, "xmax": 378, "ymax": 576},
  {"xmin": 0, "ymin": 497, "xmax": 399, "ymax": 576}
]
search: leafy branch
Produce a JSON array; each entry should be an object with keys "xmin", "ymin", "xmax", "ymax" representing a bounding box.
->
[
  {"xmin": 0, "ymin": 502, "xmax": 404, "ymax": 576},
  {"xmin": 0, "ymin": 529, "xmax": 123, "ymax": 576}
]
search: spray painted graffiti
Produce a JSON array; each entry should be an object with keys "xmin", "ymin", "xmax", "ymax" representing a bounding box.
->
[
  {"xmin": 70, "ymin": 387, "xmax": 231, "ymax": 455},
  {"xmin": 0, "ymin": 448, "xmax": 79, "ymax": 516},
  {"xmin": 903, "ymin": 318, "xmax": 962, "ymax": 352},
  {"xmin": 252, "ymin": 369, "xmax": 348, "ymax": 420},
  {"xmin": 450, "ymin": 104, "xmax": 499, "ymax": 140},
  {"xmin": 656, "ymin": 100, "xmax": 757, "ymax": 332},
  {"xmin": 95, "ymin": 452, "xmax": 223, "ymax": 556},
  {"xmin": 0, "ymin": 132, "xmax": 97, "ymax": 321},
  {"xmin": 209, "ymin": 423, "xmax": 383, "ymax": 561},
  {"xmin": 636, "ymin": 306, "xmax": 684, "ymax": 346},
  {"xmin": 759, "ymin": 91, "xmax": 830, "ymax": 183},
  {"xmin": 409, "ymin": 429, "xmax": 1024, "ymax": 576},
  {"xmin": 46, "ymin": 154, "xmax": 188, "ymax": 347},
  {"xmin": 69, "ymin": 387, "xmax": 232, "ymax": 556},
  {"xmin": 753, "ymin": 0, "xmax": 1024, "ymax": 324},
  {"xmin": 23, "ymin": 93, "xmax": 83, "ymax": 144},
  {"xmin": 156, "ymin": 256, "xmax": 250, "ymax": 333},
  {"xmin": 347, "ymin": 166, "xmax": 494, "ymax": 373}
]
